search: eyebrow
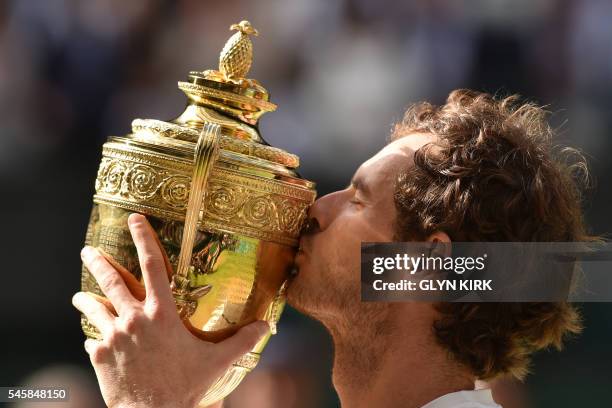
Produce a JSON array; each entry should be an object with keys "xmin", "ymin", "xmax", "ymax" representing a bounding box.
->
[{"xmin": 350, "ymin": 174, "xmax": 371, "ymax": 197}]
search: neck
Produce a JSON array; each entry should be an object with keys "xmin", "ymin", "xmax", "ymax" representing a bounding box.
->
[{"xmin": 328, "ymin": 305, "xmax": 475, "ymax": 408}]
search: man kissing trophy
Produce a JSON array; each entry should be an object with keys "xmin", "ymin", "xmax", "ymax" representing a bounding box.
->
[{"xmin": 74, "ymin": 19, "xmax": 588, "ymax": 408}]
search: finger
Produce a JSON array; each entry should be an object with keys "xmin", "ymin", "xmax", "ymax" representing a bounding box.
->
[
  {"xmin": 81, "ymin": 246, "xmax": 138, "ymax": 315},
  {"xmin": 216, "ymin": 321, "xmax": 270, "ymax": 365},
  {"xmin": 97, "ymin": 249, "xmax": 146, "ymax": 301},
  {"xmin": 149, "ymin": 222, "xmax": 174, "ymax": 281},
  {"xmin": 203, "ymin": 401, "xmax": 224, "ymax": 408},
  {"xmin": 86, "ymin": 292, "xmax": 118, "ymax": 316},
  {"xmin": 183, "ymin": 319, "xmax": 235, "ymax": 344},
  {"xmin": 72, "ymin": 292, "xmax": 114, "ymax": 335},
  {"xmin": 127, "ymin": 213, "xmax": 174, "ymax": 307},
  {"xmin": 84, "ymin": 338, "xmax": 101, "ymax": 355}
]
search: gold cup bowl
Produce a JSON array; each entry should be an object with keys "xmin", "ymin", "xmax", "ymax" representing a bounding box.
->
[{"xmin": 80, "ymin": 20, "xmax": 316, "ymax": 406}]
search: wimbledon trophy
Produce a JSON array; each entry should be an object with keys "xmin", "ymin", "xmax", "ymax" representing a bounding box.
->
[{"xmin": 80, "ymin": 20, "xmax": 316, "ymax": 406}]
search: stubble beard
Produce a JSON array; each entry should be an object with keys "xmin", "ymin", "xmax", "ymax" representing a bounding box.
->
[
  {"xmin": 286, "ymin": 262, "xmax": 395, "ymax": 390},
  {"xmin": 286, "ymin": 261, "xmax": 340, "ymax": 323}
]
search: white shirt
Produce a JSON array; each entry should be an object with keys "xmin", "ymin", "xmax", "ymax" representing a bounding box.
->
[{"xmin": 421, "ymin": 389, "xmax": 502, "ymax": 408}]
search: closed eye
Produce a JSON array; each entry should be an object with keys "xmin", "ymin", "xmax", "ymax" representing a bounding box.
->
[{"xmin": 349, "ymin": 192, "xmax": 365, "ymax": 207}]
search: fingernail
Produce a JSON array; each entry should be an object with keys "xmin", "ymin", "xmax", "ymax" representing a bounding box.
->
[
  {"xmin": 128, "ymin": 213, "xmax": 144, "ymax": 226},
  {"xmin": 84, "ymin": 338, "xmax": 97, "ymax": 354},
  {"xmin": 72, "ymin": 292, "xmax": 85, "ymax": 306},
  {"xmin": 81, "ymin": 246, "xmax": 95, "ymax": 261}
]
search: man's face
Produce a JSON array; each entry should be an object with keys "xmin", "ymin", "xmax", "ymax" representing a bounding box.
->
[{"xmin": 287, "ymin": 133, "xmax": 437, "ymax": 326}]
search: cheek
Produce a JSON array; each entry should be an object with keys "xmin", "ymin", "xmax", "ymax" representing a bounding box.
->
[
  {"xmin": 319, "ymin": 214, "xmax": 363, "ymax": 243},
  {"xmin": 342, "ymin": 208, "xmax": 396, "ymax": 243},
  {"xmin": 306, "ymin": 234, "xmax": 359, "ymax": 291},
  {"xmin": 304, "ymin": 209, "xmax": 394, "ymax": 279},
  {"xmin": 311, "ymin": 216, "xmax": 367, "ymax": 267}
]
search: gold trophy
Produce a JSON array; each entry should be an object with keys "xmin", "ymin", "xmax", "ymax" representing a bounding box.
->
[{"xmin": 80, "ymin": 20, "xmax": 316, "ymax": 406}]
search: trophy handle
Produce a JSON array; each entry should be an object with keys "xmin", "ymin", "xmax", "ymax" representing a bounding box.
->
[
  {"xmin": 176, "ymin": 122, "xmax": 221, "ymax": 279},
  {"xmin": 170, "ymin": 122, "xmax": 227, "ymax": 342}
]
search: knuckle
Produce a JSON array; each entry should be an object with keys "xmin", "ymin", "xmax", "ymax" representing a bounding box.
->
[
  {"xmin": 120, "ymin": 312, "xmax": 144, "ymax": 333},
  {"xmin": 146, "ymin": 301, "xmax": 167, "ymax": 321},
  {"xmin": 141, "ymin": 254, "xmax": 162, "ymax": 271},
  {"xmin": 105, "ymin": 328, "xmax": 127, "ymax": 346},
  {"xmin": 98, "ymin": 272, "xmax": 119, "ymax": 291},
  {"xmin": 90, "ymin": 343, "xmax": 110, "ymax": 364}
]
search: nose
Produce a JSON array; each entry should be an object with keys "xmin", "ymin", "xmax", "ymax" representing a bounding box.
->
[{"xmin": 305, "ymin": 189, "xmax": 346, "ymax": 233}]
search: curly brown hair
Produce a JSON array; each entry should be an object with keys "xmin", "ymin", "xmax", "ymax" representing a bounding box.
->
[{"xmin": 392, "ymin": 89, "xmax": 594, "ymax": 380}]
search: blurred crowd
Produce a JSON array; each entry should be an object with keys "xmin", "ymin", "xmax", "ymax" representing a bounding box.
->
[{"xmin": 1, "ymin": 0, "xmax": 611, "ymax": 407}]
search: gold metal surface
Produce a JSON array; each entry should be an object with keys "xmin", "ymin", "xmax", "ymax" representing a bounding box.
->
[
  {"xmin": 131, "ymin": 118, "xmax": 300, "ymax": 168},
  {"xmin": 220, "ymin": 21, "xmax": 258, "ymax": 81},
  {"xmin": 80, "ymin": 20, "xmax": 316, "ymax": 406},
  {"xmin": 177, "ymin": 21, "xmax": 276, "ymax": 126}
]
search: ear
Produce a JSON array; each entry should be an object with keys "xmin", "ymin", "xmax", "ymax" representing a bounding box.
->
[
  {"xmin": 426, "ymin": 230, "xmax": 451, "ymax": 243},
  {"xmin": 426, "ymin": 231, "xmax": 451, "ymax": 258}
]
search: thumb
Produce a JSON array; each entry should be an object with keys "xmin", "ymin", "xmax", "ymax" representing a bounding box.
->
[{"xmin": 217, "ymin": 321, "xmax": 270, "ymax": 365}]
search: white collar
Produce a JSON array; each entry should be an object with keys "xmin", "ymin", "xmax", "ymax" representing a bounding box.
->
[{"xmin": 420, "ymin": 389, "xmax": 502, "ymax": 408}]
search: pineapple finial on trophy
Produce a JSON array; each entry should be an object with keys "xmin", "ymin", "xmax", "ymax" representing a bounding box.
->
[
  {"xmin": 219, "ymin": 20, "xmax": 259, "ymax": 81},
  {"xmin": 176, "ymin": 18, "xmax": 276, "ymax": 125}
]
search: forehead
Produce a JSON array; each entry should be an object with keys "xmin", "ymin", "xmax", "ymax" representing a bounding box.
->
[{"xmin": 358, "ymin": 133, "xmax": 437, "ymax": 183}]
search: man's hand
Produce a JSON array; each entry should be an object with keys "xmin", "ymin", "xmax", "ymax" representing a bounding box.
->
[{"xmin": 72, "ymin": 213, "xmax": 269, "ymax": 408}]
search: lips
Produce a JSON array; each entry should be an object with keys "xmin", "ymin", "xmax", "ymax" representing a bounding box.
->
[
  {"xmin": 297, "ymin": 237, "xmax": 309, "ymax": 257},
  {"xmin": 292, "ymin": 240, "xmax": 307, "ymax": 277},
  {"xmin": 295, "ymin": 244, "xmax": 306, "ymax": 260},
  {"xmin": 290, "ymin": 250, "xmax": 302, "ymax": 278},
  {"xmin": 289, "ymin": 264, "xmax": 299, "ymax": 277},
  {"xmin": 300, "ymin": 218, "xmax": 319, "ymax": 235},
  {"xmin": 294, "ymin": 218, "xmax": 317, "ymax": 274}
]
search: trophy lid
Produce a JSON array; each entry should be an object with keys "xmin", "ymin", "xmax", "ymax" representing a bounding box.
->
[
  {"xmin": 178, "ymin": 20, "xmax": 276, "ymax": 126},
  {"xmin": 129, "ymin": 20, "xmax": 305, "ymax": 172}
]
